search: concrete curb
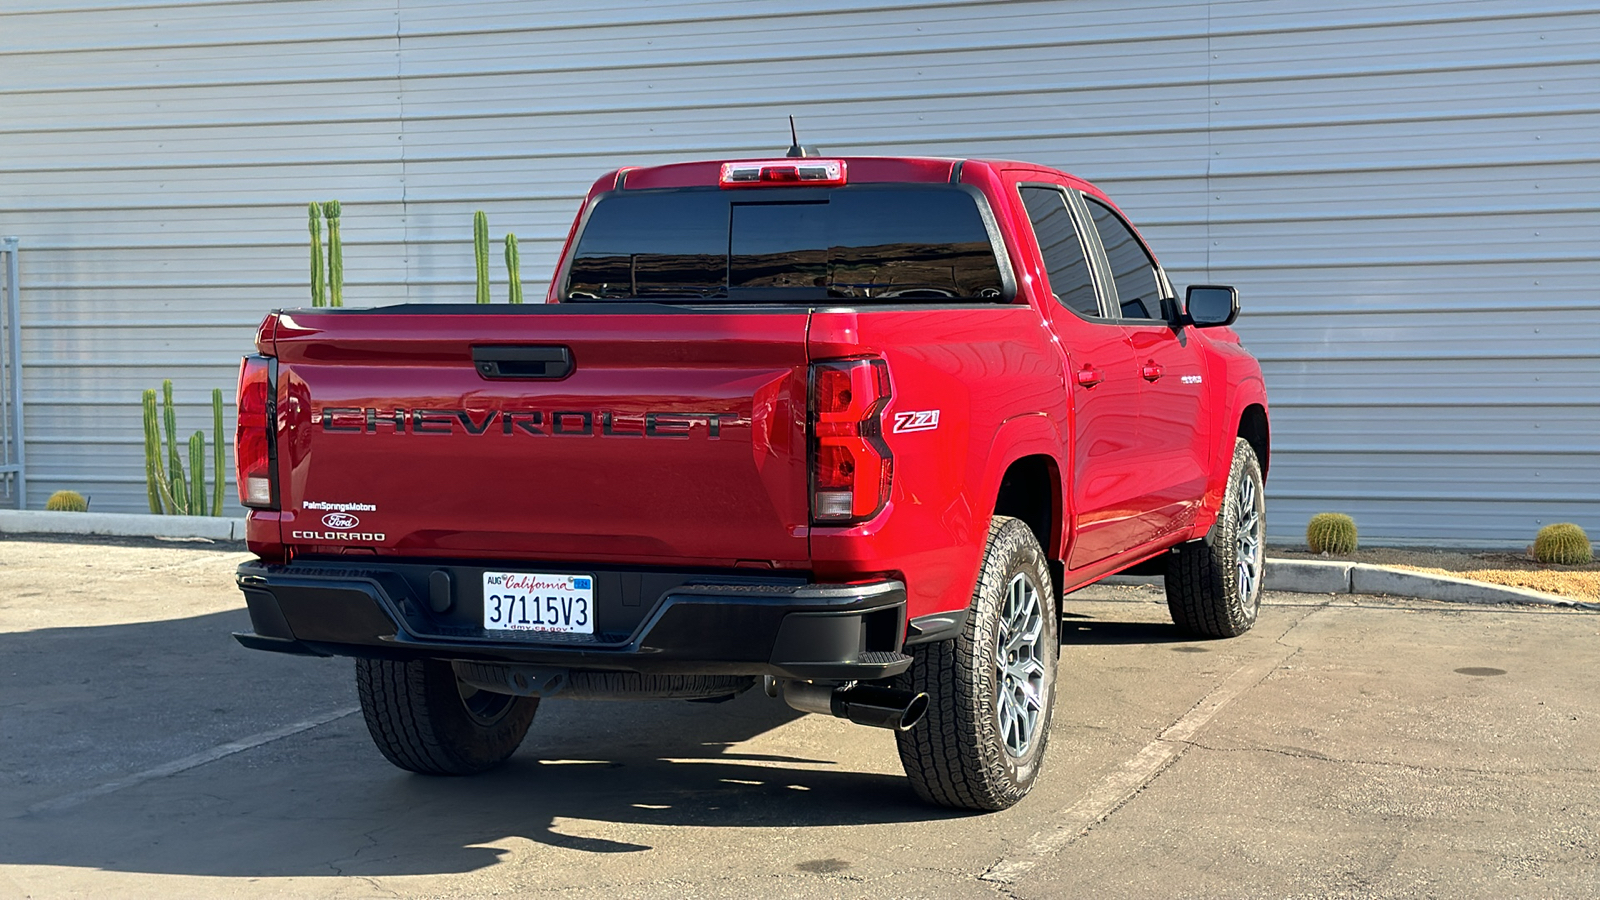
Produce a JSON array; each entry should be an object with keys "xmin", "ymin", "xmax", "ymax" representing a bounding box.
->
[
  {"xmin": 0, "ymin": 510, "xmax": 247, "ymax": 541},
  {"xmin": 1103, "ymin": 556, "xmax": 1596, "ymax": 610}
]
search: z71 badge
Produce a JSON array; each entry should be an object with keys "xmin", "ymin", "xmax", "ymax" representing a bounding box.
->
[{"xmin": 893, "ymin": 410, "xmax": 941, "ymax": 434}]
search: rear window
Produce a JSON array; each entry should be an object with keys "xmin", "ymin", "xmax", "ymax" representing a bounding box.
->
[{"xmin": 565, "ymin": 185, "xmax": 1006, "ymax": 302}]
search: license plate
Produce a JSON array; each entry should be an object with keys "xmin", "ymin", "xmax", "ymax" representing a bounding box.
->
[{"xmin": 482, "ymin": 572, "xmax": 595, "ymax": 634}]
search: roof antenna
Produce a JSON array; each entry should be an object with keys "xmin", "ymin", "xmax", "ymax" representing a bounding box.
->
[{"xmin": 785, "ymin": 115, "xmax": 816, "ymax": 158}]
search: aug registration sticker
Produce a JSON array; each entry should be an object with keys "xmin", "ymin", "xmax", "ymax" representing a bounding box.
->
[{"xmin": 482, "ymin": 572, "xmax": 594, "ymax": 634}]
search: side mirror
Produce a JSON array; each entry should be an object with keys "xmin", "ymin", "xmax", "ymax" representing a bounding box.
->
[{"xmin": 1185, "ymin": 285, "xmax": 1239, "ymax": 328}]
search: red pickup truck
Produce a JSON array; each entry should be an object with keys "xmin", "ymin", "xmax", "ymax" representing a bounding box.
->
[{"xmin": 232, "ymin": 155, "xmax": 1268, "ymax": 811}]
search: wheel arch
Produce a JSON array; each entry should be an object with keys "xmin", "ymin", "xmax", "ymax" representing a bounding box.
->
[
  {"xmin": 992, "ymin": 453, "xmax": 1062, "ymax": 563},
  {"xmin": 978, "ymin": 416, "xmax": 1066, "ymax": 561},
  {"xmin": 1190, "ymin": 379, "xmax": 1269, "ymax": 538},
  {"xmin": 1238, "ymin": 402, "xmax": 1270, "ymax": 479},
  {"xmin": 974, "ymin": 412, "xmax": 1068, "ymax": 611},
  {"xmin": 990, "ymin": 451, "xmax": 1065, "ymax": 606}
]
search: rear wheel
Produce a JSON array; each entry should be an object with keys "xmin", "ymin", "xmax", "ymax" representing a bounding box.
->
[
  {"xmin": 1165, "ymin": 438, "xmax": 1266, "ymax": 637},
  {"xmin": 895, "ymin": 516, "xmax": 1059, "ymax": 810},
  {"xmin": 355, "ymin": 657, "xmax": 537, "ymax": 775}
]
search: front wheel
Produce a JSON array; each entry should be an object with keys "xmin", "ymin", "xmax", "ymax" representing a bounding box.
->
[
  {"xmin": 1165, "ymin": 437, "xmax": 1266, "ymax": 637},
  {"xmin": 355, "ymin": 657, "xmax": 538, "ymax": 775},
  {"xmin": 895, "ymin": 516, "xmax": 1059, "ymax": 811}
]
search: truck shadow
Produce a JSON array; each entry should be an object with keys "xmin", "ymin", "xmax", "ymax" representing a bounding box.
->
[
  {"xmin": 1060, "ymin": 611, "xmax": 1202, "ymax": 645},
  {"xmin": 0, "ymin": 609, "xmax": 967, "ymax": 879}
]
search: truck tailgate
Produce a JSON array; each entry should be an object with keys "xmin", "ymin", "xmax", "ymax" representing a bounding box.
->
[{"xmin": 271, "ymin": 308, "xmax": 810, "ymax": 566}]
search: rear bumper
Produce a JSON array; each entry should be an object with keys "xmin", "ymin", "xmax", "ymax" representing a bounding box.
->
[{"xmin": 233, "ymin": 559, "xmax": 910, "ymax": 681}]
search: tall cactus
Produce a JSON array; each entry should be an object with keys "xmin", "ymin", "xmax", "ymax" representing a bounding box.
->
[
  {"xmin": 474, "ymin": 210, "xmax": 491, "ymax": 304},
  {"xmin": 162, "ymin": 380, "xmax": 189, "ymax": 514},
  {"xmin": 211, "ymin": 388, "xmax": 225, "ymax": 516},
  {"xmin": 187, "ymin": 431, "xmax": 206, "ymax": 517},
  {"xmin": 141, "ymin": 389, "xmax": 174, "ymax": 513},
  {"xmin": 309, "ymin": 202, "xmax": 326, "ymax": 307},
  {"xmin": 143, "ymin": 382, "xmax": 226, "ymax": 516},
  {"xmin": 505, "ymin": 233, "xmax": 523, "ymax": 304},
  {"xmin": 323, "ymin": 200, "xmax": 344, "ymax": 307}
]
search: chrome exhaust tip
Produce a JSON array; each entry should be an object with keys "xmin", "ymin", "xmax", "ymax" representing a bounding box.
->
[{"xmin": 781, "ymin": 681, "xmax": 929, "ymax": 732}]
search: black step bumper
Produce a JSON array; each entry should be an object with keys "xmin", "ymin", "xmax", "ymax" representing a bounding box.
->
[{"xmin": 233, "ymin": 559, "xmax": 911, "ymax": 681}]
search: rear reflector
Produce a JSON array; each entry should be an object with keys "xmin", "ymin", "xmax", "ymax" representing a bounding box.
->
[
  {"xmin": 235, "ymin": 355, "xmax": 277, "ymax": 509},
  {"xmin": 810, "ymin": 358, "xmax": 892, "ymax": 524},
  {"xmin": 720, "ymin": 159, "xmax": 846, "ymax": 188}
]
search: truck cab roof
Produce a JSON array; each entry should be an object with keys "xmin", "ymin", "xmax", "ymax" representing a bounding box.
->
[{"xmin": 586, "ymin": 156, "xmax": 1097, "ymax": 193}]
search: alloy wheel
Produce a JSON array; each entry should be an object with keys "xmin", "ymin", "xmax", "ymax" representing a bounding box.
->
[
  {"xmin": 995, "ymin": 572, "xmax": 1047, "ymax": 758},
  {"xmin": 1234, "ymin": 471, "xmax": 1265, "ymax": 604}
]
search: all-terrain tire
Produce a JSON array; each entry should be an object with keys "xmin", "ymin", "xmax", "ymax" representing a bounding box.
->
[
  {"xmin": 895, "ymin": 516, "xmax": 1059, "ymax": 811},
  {"xmin": 1165, "ymin": 437, "xmax": 1266, "ymax": 638},
  {"xmin": 355, "ymin": 657, "xmax": 537, "ymax": 775}
]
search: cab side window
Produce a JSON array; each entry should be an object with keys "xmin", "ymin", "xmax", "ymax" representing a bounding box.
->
[
  {"xmin": 1084, "ymin": 198, "xmax": 1163, "ymax": 320},
  {"xmin": 1019, "ymin": 186, "xmax": 1102, "ymax": 318}
]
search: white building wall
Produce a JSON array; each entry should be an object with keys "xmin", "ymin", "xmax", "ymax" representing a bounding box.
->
[{"xmin": 0, "ymin": 0, "xmax": 1595, "ymax": 545}]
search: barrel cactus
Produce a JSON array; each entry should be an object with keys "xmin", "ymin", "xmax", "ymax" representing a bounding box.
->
[
  {"xmin": 1306, "ymin": 513, "xmax": 1358, "ymax": 555},
  {"xmin": 1533, "ymin": 523, "xmax": 1592, "ymax": 565},
  {"xmin": 45, "ymin": 490, "xmax": 89, "ymax": 512}
]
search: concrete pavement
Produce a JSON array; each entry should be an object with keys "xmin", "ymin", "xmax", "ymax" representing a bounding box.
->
[{"xmin": 1, "ymin": 536, "xmax": 1595, "ymax": 898}]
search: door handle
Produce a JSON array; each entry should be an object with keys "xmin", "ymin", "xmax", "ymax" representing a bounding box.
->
[
  {"xmin": 1075, "ymin": 367, "xmax": 1104, "ymax": 388},
  {"xmin": 1141, "ymin": 362, "xmax": 1163, "ymax": 382}
]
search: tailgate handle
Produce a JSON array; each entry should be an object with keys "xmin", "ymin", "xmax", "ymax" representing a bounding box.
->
[{"xmin": 472, "ymin": 345, "xmax": 572, "ymax": 379}]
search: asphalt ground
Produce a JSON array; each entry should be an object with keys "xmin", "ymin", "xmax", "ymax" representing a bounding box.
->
[{"xmin": 1, "ymin": 535, "xmax": 1596, "ymax": 899}]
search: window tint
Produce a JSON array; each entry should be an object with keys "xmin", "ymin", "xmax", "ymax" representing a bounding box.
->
[
  {"xmin": 1019, "ymin": 186, "xmax": 1101, "ymax": 318},
  {"xmin": 1084, "ymin": 198, "xmax": 1163, "ymax": 320},
  {"xmin": 824, "ymin": 190, "xmax": 1003, "ymax": 300},
  {"xmin": 729, "ymin": 202, "xmax": 828, "ymax": 296},
  {"xmin": 566, "ymin": 186, "xmax": 1005, "ymax": 302}
]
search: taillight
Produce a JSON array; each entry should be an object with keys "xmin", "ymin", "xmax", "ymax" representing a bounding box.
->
[
  {"xmin": 810, "ymin": 358, "xmax": 892, "ymax": 524},
  {"xmin": 720, "ymin": 159, "xmax": 847, "ymax": 188},
  {"xmin": 235, "ymin": 355, "xmax": 277, "ymax": 509}
]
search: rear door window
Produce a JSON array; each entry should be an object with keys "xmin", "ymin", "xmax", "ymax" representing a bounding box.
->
[
  {"xmin": 566, "ymin": 185, "xmax": 1007, "ymax": 302},
  {"xmin": 1083, "ymin": 198, "xmax": 1164, "ymax": 321},
  {"xmin": 1019, "ymin": 186, "xmax": 1103, "ymax": 318}
]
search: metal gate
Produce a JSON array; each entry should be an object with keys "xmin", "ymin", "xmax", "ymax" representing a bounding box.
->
[{"xmin": 0, "ymin": 237, "xmax": 26, "ymax": 509}]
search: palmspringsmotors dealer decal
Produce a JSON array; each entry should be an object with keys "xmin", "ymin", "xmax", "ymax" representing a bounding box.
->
[{"xmin": 293, "ymin": 500, "xmax": 384, "ymax": 542}]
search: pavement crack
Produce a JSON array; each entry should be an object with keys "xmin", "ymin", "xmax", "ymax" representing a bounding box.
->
[
  {"xmin": 980, "ymin": 866, "xmax": 1026, "ymax": 900},
  {"xmin": 1271, "ymin": 598, "xmax": 1331, "ymax": 646},
  {"xmin": 322, "ymin": 828, "xmax": 387, "ymax": 885},
  {"xmin": 355, "ymin": 874, "xmax": 400, "ymax": 898}
]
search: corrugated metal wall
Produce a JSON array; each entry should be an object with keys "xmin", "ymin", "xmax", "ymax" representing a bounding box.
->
[{"xmin": 1, "ymin": 0, "xmax": 1595, "ymax": 545}]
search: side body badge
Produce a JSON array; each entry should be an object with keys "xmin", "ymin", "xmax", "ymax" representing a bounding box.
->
[{"xmin": 893, "ymin": 410, "xmax": 941, "ymax": 434}]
